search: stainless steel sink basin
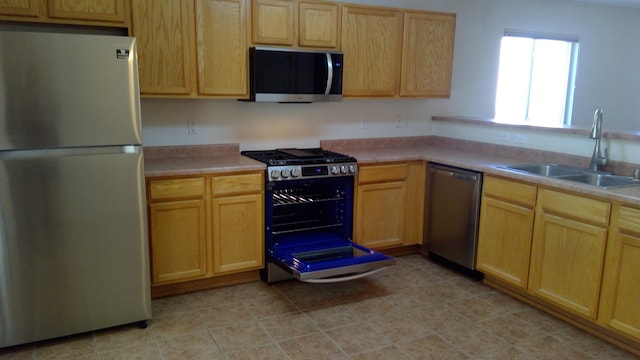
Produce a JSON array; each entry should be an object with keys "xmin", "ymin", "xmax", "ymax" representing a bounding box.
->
[
  {"xmin": 559, "ymin": 173, "xmax": 640, "ymax": 189},
  {"xmin": 503, "ymin": 163, "xmax": 586, "ymax": 177},
  {"xmin": 501, "ymin": 163, "xmax": 640, "ymax": 189}
]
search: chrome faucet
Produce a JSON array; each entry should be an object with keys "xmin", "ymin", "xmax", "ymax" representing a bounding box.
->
[{"xmin": 589, "ymin": 108, "xmax": 607, "ymax": 171}]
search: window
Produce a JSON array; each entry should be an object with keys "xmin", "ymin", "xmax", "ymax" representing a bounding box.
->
[{"xmin": 494, "ymin": 31, "xmax": 579, "ymax": 126}]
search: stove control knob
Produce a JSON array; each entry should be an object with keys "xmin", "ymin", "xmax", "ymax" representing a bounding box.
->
[
  {"xmin": 270, "ymin": 169, "xmax": 280, "ymax": 180},
  {"xmin": 281, "ymin": 168, "xmax": 290, "ymax": 178},
  {"xmin": 340, "ymin": 164, "xmax": 347, "ymax": 174},
  {"xmin": 330, "ymin": 165, "xmax": 339, "ymax": 175},
  {"xmin": 290, "ymin": 168, "xmax": 299, "ymax": 178},
  {"xmin": 348, "ymin": 164, "xmax": 356, "ymax": 174}
]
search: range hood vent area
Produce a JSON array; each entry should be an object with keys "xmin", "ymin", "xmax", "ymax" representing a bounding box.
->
[{"xmin": 246, "ymin": 47, "xmax": 343, "ymax": 103}]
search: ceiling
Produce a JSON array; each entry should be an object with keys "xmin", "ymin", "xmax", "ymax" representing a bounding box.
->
[{"xmin": 570, "ymin": 0, "xmax": 640, "ymax": 9}]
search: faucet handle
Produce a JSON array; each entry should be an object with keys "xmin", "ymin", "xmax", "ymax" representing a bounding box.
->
[{"xmin": 634, "ymin": 169, "xmax": 640, "ymax": 180}]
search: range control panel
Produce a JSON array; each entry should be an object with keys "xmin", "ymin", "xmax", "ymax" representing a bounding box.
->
[{"xmin": 267, "ymin": 163, "xmax": 357, "ymax": 181}]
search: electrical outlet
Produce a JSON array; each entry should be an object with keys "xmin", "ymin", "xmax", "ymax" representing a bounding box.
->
[
  {"xmin": 188, "ymin": 120, "xmax": 197, "ymax": 135},
  {"xmin": 395, "ymin": 114, "xmax": 408, "ymax": 128},
  {"xmin": 360, "ymin": 118, "xmax": 368, "ymax": 129},
  {"xmin": 513, "ymin": 133, "xmax": 528, "ymax": 144},
  {"xmin": 498, "ymin": 132, "xmax": 510, "ymax": 142}
]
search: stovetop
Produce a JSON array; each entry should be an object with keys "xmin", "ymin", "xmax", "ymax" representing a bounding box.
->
[{"xmin": 241, "ymin": 148, "xmax": 357, "ymax": 166}]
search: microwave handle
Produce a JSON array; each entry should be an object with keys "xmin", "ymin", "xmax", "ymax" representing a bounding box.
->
[{"xmin": 325, "ymin": 53, "xmax": 333, "ymax": 95}]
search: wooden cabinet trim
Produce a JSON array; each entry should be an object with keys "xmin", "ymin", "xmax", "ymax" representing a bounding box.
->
[
  {"xmin": 212, "ymin": 172, "xmax": 263, "ymax": 197},
  {"xmin": 483, "ymin": 176, "xmax": 537, "ymax": 207},
  {"xmin": 539, "ymin": 188, "xmax": 611, "ymax": 226},
  {"xmin": 148, "ymin": 177, "xmax": 206, "ymax": 201},
  {"xmin": 358, "ymin": 163, "xmax": 408, "ymax": 184}
]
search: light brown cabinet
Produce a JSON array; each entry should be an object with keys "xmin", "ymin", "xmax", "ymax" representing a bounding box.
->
[
  {"xmin": 599, "ymin": 204, "xmax": 640, "ymax": 341},
  {"xmin": 131, "ymin": 0, "xmax": 248, "ymax": 98},
  {"xmin": 211, "ymin": 173, "xmax": 264, "ymax": 274},
  {"xmin": 341, "ymin": 5, "xmax": 403, "ymax": 97},
  {"xmin": 148, "ymin": 177, "xmax": 209, "ymax": 285},
  {"xmin": 297, "ymin": 0, "xmax": 340, "ymax": 48},
  {"xmin": 251, "ymin": 0, "xmax": 340, "ymax": 48},
  {"xmin": 477, "ymin": 176, "xmax": 536, "ymax": 289},
  {"xmin": 528, "ymin": 189, "xmax": 610, "ymax": 320},
  {"xmin": 251, "ymin": 0, "xmax": 294, "ymax": 45},
  {"xmin": 400, "ymin": 11, "xmax": 455, "ymax": 97},
  {"xmin": 355, "ymin": 161, "xmax": 424, "ymax": 249},
  {"xmin": 147, "ymin": 172, "xmax": 264, "ymax": 291},
  {"xmin": 0, "ymin": 0, "xmax": 129, "ymax": 27}
]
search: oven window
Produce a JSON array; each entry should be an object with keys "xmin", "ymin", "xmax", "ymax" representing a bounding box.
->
[{"xmin": 291, "ymin": 246, "xmax": 369, "ymax": 264}]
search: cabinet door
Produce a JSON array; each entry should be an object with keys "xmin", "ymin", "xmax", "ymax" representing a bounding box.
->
[
  {"xmin": 212, "ymin": 193, "xmax": 264, "ymax": 273},
  {"xmin": 251, "ymin": 0, "xmax": 294, "ymax": 45},
  {"xmin": 477, "ymin": 197, "xmax": 534, "ymax": 288},
  {"xmin": 47, "ymin": 0, "xmax": 126, "ymax": 23},
  {"xmin": 0, "ymin": 0, "xmax": 42, "ymax": 17},
  {"xmin": 341, "ymin": 6, "xmax": 403, "ymax": 97},
  {"xmin": 401, "ymin": 11, "xmax": 455, "ymax": 97},
  {"xmin": 196, "ymin": 0, "xmax": 247, "ymax": 96},
  {"xmin": 599, "ymin": 206, "xmax": 640, "ymax": 340},
  {"xmin": 131, "ymin": 0, "xmax": 194, "ymax": 95},
  {"xmin": 529, "ymin": 212, "xmax": 607, "ymax": 319},
  {"xmin": 355, "ymin": 181, "xmax": 406, "ymax": 249},
  {"xmin": 298, "ymin": 0, "xmax": 339, "ymax": 48},
  {"xmin": 149, "ymin": 199, "xmax": 208, "ymax": 284}
]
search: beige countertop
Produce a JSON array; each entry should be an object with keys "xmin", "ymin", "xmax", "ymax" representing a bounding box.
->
[{"xmin": 143, "ymin": 140, "xmax": 640, "ymax": 207}]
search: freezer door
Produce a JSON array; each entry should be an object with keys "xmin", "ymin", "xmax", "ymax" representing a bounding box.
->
[
  {"xmin": 0, "ymin": 31, "xmax": 142, "ymax": 150},
  {"xmin": 0, "ymin": 146, "xmax": 150, "ymax": 348}
]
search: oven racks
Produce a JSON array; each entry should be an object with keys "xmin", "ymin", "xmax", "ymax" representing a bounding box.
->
[
  {"xmin": 272, "ymin": 220, "xmax": 343, "ymax": 235},
  {"xmin": 272, "ymin": 191, "xmax": 343, "ymax": 206}
]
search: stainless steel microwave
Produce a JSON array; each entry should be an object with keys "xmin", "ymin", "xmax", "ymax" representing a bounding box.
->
[{"xmin": 248, "ymin": 47, "xmax": 343, "ymax": 103}]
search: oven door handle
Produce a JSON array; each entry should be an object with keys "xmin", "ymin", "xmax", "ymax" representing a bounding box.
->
[{"xmin": 300, "ymin": 267, "xmax": 386, "ymax": 284}]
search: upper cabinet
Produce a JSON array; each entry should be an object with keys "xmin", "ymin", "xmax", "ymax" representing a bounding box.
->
[
  {"xmin": 251, "ymin": 0, "xmax": 294, "ymax": 45},
  {"xmin": 0, "ymin": 0, "xmax": 129, "ymax": 27},
  {"xmin": 401, "ymin": 11, "xmax": 455, "ymax": 97},
  {"xmin": 131, "ymin": 0, "xmax": 248, "ymax": 98},
  {"xmin": 341, "ymin": 4, "xmax": 456, "ymax": 98},
  {"xmin": 341, "ymin": 5, "xmax": 403, "ymax": 97},
  {"xmin": 297, "ymin": 0, "xmax": 340, "ymax": 48},
  {"xmin": 251, "ymin": 0, "xmax": 340, "ymax": 49}
]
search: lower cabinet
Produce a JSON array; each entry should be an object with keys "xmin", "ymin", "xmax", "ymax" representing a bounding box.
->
[
  {"xmin": 599, "ymin": 205, "xmax": 640, "ymax": 341},
  {"xmin": 528, "ymin": 189, "xmax": 610, "ymax": 320},
  {"xmin": 354, "ymin": 161, "xmax": 424, "ymax": 249},
  {"xmin": 147, "ymin": 172, "xmax": 264, "ymax": 291},
  {"xmin": 477, "ymin": 176, "xmax": 536, "ymax": 289}
]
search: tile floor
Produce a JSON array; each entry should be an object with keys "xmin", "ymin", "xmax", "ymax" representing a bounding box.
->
[{"xmin": 1, "ymin": 254, "xmax": 639, "ymax": 359}]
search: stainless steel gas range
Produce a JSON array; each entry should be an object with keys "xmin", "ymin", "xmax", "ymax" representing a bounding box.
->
[{"xmin": 242, "ymin": 148, "xmax": 395, "ymax": 283}]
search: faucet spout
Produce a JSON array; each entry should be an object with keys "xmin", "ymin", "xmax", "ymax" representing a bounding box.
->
[{"xmin": 589, "ymin": 108, "xmax": 607, "ymax": 171}]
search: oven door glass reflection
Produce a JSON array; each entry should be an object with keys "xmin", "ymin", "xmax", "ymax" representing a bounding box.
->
[{"xmin": 270, "ymin": 238, "xmax": 395, "ymax": 282}]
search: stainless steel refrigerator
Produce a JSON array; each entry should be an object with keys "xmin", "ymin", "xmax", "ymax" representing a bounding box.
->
[{"xmin": 0, "ymin": 31, "xmax": 151, "ymax": 348}]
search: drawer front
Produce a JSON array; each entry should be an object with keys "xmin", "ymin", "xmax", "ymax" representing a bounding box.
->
[
  {"xmin": 483, "ymin": 176, "xmax": 537, "ymax": 207},
  {"xmin": 359, "ymin": 163, "xmax": 408, "ymax": 184},
  {"xmin": 148, "ymin": 177, "xmax": 205, "ymax": 201},
  {"xmin": 212, "ymin": 172, "xmax": 263, "ymax": 197},
  {"xmin": 540, "ymin": 189, "xmax": 610, "ymax": 226},
  {"xmin": 618, "ymin": 205, "xmax": 640, "ymax": 234}
]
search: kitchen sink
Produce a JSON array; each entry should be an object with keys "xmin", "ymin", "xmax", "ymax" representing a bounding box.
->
[
  {"xmin": 503, "ymin": 163, "xmax": 586, "ymax": 177},
  {"xmin": 559, "ymin": 173, "xmax": 640, "ymax": 189},
  {"xmin": 501, "ymin": 163, "xmax": 640, "ymax": 189}
]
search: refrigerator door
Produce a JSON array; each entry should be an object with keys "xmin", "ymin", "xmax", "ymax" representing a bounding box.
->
[
  {"xmin": 0, "ymin": 31, "xmax": 142, "ymax": 150},
  {"xmin": 0, "ymin": 146, "xmax": 151, "ymax": 348}
]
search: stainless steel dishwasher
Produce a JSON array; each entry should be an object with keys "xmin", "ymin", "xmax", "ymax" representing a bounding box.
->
[{"xmin": 425, "ymin": 162, "xmax": 483, "ymax": 271}]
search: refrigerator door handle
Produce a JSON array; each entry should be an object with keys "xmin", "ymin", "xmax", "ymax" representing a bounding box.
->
[{"xmin": 0, "ymin": 145, "xmax": 140, "ymax": 160}]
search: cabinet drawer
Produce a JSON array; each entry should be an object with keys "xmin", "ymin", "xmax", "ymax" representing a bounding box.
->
[
  {"xmin": 540, "ymin": 189, "xmax": 610, "ymax": 226},
  {"xmin": 618, "ymin": 205, "xmax": 640, "ymax": 234},
  {"xmin": 148, "ymin": 178, "xmax": 205, "ymax": 201},
  {"xmin": 359, "ymin": 163, "xmax": 408, "ymax": 184},
  {"xmin": 483, "ymin": 176, "xmax": 537, "ymax": 207},
  {"xmin": 212, "ymin": 172, "xmax": 263, "ymax": 197}
]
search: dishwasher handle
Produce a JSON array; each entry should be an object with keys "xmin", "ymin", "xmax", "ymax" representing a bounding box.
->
[{"xmin": 430, "ymin": 167, "xmax": 479, "ymax": 182}]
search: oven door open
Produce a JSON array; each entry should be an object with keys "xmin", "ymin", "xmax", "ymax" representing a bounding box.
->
[{"xmin": 269, "ymin": 234, "xmax": 395, "ymax": 283}]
